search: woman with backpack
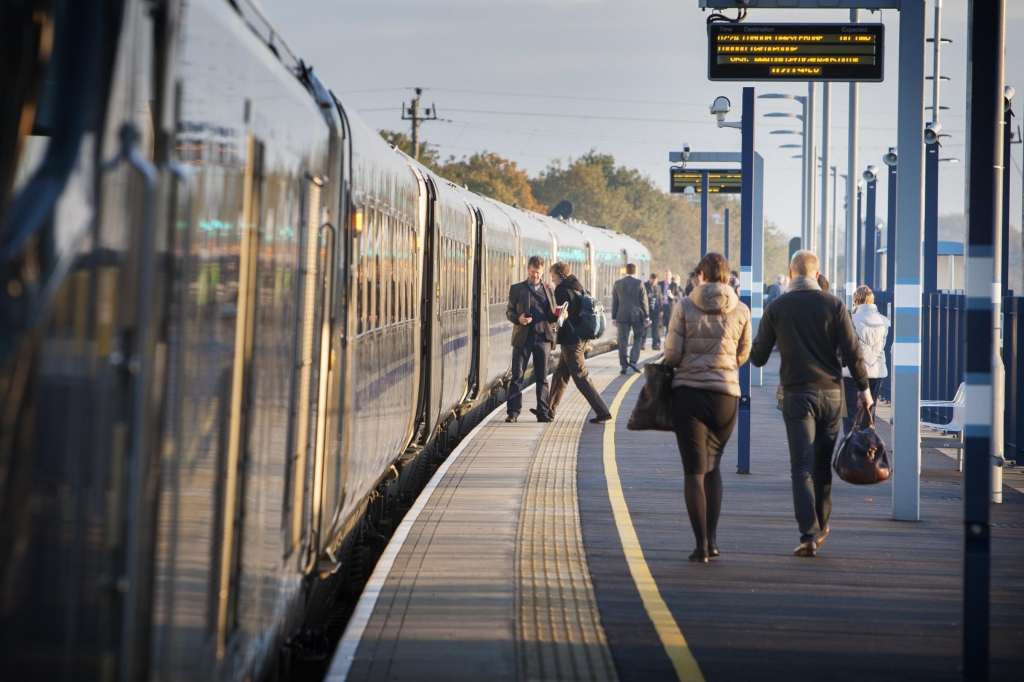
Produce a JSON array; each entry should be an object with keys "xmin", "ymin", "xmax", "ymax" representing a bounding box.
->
[
  {"xmin": 664, "ymin": 252, "xmax": 751, "ymax": 563},
  {"xmin": 545, "ymin": 262, "xmax": 613, "ymax": 425}
]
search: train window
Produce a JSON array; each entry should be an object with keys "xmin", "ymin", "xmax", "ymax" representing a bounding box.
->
[
  {"xmin": 384, "ymin": 213, "xmax": 392, "ymax": 327},
  {"xmin": 356, "ymin": 216, "xmax": 365, "ymax": 335},
  {"xmin": 371, "ymin": 209, "xmax": 380, "ymax": 330}
]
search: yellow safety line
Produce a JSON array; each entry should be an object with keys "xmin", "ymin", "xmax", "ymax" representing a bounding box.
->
[{"xmin": 603, "ymin": 373, "xmax": 706, "ymax": 682}]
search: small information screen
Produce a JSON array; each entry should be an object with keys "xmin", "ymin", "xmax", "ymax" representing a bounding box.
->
[
  {"xmin": 708, "ymin": 23, "xmax": 884, "ymax": 82},
  {"xmin": 670, "ymin": 168, "xmax": 742, "ymax": 195}
]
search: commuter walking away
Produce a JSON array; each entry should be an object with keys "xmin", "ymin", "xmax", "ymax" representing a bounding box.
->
[
  {"xmin": 546, "ymin": 262, "xmax": 613, "ymax": 424},
  {"xmin": 664, "ymin": 253, "xmax": 751, "ymax": 563},
  {"xmin": 505, "ymin": 255, "xmax": 559, "ymax": 423},
  {"xmin": 662, "ymin": 270, "xmax": 678, "ymax": 332},
  {"xmin": 842, "ymin": 285, "xmax": 889, "ymax": 434},
  {"xmin": 729, "ymin": 270, "xmax": 740, "ymax": 295},
  {"xmin": 749, "ymin": 251, "xmax": 873, "ymax": 557},
  {"xmin": 644, "ymin": 273, "xmax": 663, "ymax": 350},
  {"xmin": 764, "ymin": 274, "xmax": 789, "ymax": 307},
  {"xmin": 612, "ymin": 263, "xmax": 649, "ymax": 374}
]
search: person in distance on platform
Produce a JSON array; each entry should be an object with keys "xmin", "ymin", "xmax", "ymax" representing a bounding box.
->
[
  {"xmin": 764, "ymin": 273, "xmax": 789, "ymax": 307},
  {"xmin": 546, "ymin": 262, "xmax": 613, "ymax": 424},
  {"xmin": 729, "ymin": 270, "xmax": 740, "ymax": 295},
  {"xmin": 683, "ymin": 269, "xmax": 701, "ymax": 297},
  {"xmin": 750, "ymin": 251, "xmax": 872, "ymax": 557},
  {"xmin": 841, "ymin": 285, "xmax": 889, "ymax": 434},
  {"xmin": 661, "ymin": 269, "xmax": 677, "ymax": 333},
  {"xmin": 644, "ymin": 272, "xmax": 663, "ymax": 351},
  {"xmin": 612, "ymin": 263, "xmax": 649, "ymax": 374},
  {"xmin": 505, "ymin": 255, "xmax": 559, "ymax": 423},
  {"xmin": 663, "ymin": 252, "xmax": 751, "ymax": 563}
]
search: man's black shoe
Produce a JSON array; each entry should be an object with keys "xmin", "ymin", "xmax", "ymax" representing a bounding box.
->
[
  {"xmin": 537, "ymin": 416, "xmax": 553, "ymax": 423},
  {"xmin": 589, "ymin": 414, "xmax": 613, "ymax": 424},
  {"xmin": 529, "ymin": 408, "xmax": 555, "ymax": 419},
  {"xmin": 629, "ymin": 362, "xmax": 641, "ymax": 374},
  {"xmin": 620, "ymin": 367, "xmax": 628, "ymax": 374},
  {"xmin": 505, "ymin": 414, "xmax": 518, "ymax": 423}
]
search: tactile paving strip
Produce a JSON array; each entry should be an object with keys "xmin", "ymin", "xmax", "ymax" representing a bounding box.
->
[{"xmin": 515, "ymin": 366, "xmax": 620, "ymax": 682}]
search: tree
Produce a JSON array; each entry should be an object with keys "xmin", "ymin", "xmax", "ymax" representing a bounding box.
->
[
  {"xmin": 438, "ymin": 152, "xmax": 545, "ymax": 212},
  {"xmin": 378, "ymin": 130, "xmax": 441, "ymax": 170}
]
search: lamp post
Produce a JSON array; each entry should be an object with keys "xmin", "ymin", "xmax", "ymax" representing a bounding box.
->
[
  {"xmin": 760, "ymin": 92, "xmax": 810, "ymax": 250},
  {"xmin": 863, "ymin": 166, "xmax": 879, "ymax": 289}
]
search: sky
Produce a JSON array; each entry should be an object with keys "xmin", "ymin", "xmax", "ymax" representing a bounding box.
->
[{"xmin": 255, "ymin": 0, "xmax": 1024, "ymax": 240}]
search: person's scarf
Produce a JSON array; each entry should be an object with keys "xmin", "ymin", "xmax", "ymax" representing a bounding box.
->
[{"xmin": 787, "ymin": 275, "xmax": 821, "ymax": 292}]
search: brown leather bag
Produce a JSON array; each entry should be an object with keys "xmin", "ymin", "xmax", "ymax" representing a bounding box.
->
[
  {"xmin": 833, "ymin": 407, "xmax": 891, "ymax": 484},
  {"xmin": 627, "ymin": 363, "xmax": 675, "ymax": 432}
]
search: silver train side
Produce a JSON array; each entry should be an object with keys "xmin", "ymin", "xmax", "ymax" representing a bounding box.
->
[{"xmin": 0, "ymin": 1, "xmax": 651, "ymax": 680}]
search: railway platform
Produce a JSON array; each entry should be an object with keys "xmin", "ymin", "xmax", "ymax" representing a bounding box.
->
[{"xmin": 324, "ymin": 352, "xmax": 1024, "ymax": 682}]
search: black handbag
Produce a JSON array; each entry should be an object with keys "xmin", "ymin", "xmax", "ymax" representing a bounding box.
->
[
  {"xmin": 626, "ymin": 363, "xmax": 675, "ymax": 431},
  {"xmin": 833, "ymin": 407, "xmax": 891, "ymax": 485}
]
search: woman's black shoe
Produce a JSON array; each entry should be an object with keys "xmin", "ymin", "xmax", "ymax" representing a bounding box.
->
[
  {"xmin": 688, "ymin": 549, "xmax": 709, "ymax": 563},
  {"xmin": 708, "ymin": 546, "xmax": 720, "ymax": 558}
]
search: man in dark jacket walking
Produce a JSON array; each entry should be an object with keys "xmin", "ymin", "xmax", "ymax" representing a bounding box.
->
[
  {"xmin": 612, "ymin": 263, "xmax": 649, "ymax": 374},
  {"xmin": 505, "ymin": 255, "xmax": 559, "ymax": 423},
  {"xmin": 749, "ymin": 250, "xmax": 873, "ymax": 557},
  {"xmin": 546, "ymin": 262, "xmax": 612, "ymax": 424}
]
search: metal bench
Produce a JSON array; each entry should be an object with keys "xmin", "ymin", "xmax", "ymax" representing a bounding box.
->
[{"xmin": 920, "ymin": 382, "xmax": 966, "ymax": 471}]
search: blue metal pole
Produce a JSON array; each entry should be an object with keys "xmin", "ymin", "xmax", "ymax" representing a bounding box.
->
[
  {"xmin": 738, "ymin": 86, "xmax": 754, "ymax": 475},
  {"xmin": 924, "ymin": 143, "xmax": 939, "ymax": 293},
  {"xmin": 892, "ymin": 0, "xmax": 926, "ymax": 522},
  {"xmin": 864, "ymin": 177, "xmax": 877, "ymax": 288},
  {"xmin": 724, "ymin": 208, "xmax": 730, "ymax": 261},
  {"xmin": 885, "ymin": 161, "xmax": 897, "ymax": 293},
  {"xmin": 963, "ymin": 0, "xmax": 1004, "ymax": 677},
  {"xmin": 701, "ymin": 171, "xmax": 709, "ymax": 256}
]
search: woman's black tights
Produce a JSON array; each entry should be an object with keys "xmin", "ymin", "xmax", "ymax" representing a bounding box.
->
[{"xmin": 684, "ymin": 466, "xmax": 723, "ymax": 551}]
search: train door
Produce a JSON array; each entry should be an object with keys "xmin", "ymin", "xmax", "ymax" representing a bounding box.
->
[
  {"xmin": 414, "ymin": 176, "xmax": 443, "ymax": 438},
  {"xmin": 469, "ymin": 207, "xmax": 483, "ymax": 403},
  {"xmin": 282, "ymin": 173, "xmax": 327, "ymax": 569},
  {"xmin": 214, "ymin": 134, "xmax": 263, "ymax": 659}
]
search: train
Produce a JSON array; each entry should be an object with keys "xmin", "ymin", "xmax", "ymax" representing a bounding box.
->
[{"xmin": 0, "ymin": 0, "xmax": 651, "ymax": 680}]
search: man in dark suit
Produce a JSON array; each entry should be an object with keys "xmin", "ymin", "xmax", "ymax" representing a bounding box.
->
[
  {"xmin": 505, "ymin": 255, "xmax": 559, "ymax": 423},
  {"xmin": 612, "ymin": 263, "xmax": 649, "ymax": 374},
  {"xmin": 644, "ymin": 273, "xmax": 663, "ymax": 350}
]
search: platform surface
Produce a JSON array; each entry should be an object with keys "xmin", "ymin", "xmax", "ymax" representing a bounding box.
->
[{"xmin": 326, "ymin": 351, "xmax": 1024, "ymax": 682}]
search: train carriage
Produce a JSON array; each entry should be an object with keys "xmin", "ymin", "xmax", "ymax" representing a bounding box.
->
[{"xmin": 0, "ymin": 1, "xmax": 652, "ymax": 680}]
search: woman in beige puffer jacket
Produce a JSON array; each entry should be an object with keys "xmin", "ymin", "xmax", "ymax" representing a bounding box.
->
[{"xmin": 663, "ymin": 252, "xmax": 751, "ymax": 563}]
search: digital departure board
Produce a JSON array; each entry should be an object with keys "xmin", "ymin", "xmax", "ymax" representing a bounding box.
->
[
  {"xmin": 669, "ymin": 168, "xmax": 742, "ymax": 194},
  {"xmin": 708, "ymin": 23, "xmax": 884, "ymax": 82}
]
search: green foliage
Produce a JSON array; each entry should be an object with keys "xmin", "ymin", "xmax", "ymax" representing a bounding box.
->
[
  {"xmin": 438, "ymin": 152, "xmax": 546, "ymax": 212},
  {"xmin": 378, "ymin": 130, "xmax": 441, "ymax": 169}
]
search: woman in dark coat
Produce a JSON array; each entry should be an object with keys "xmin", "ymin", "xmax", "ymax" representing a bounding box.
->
[{"xmin": 546, "ymin": 262, "xmax": 612, "ymax": 424}]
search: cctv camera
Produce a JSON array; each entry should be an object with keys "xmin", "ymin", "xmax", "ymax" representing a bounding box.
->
[
  {"xmin": 924, "ymin": 122, "xmax": 942, "ymax": 144},
  {"xmin": 863, "ymin": 165, "xmax": 879, "ymax": 182},
  {"xmin": 710, "ymin": 96, "xmax": 731, "ymax": 116},
  {"xmin": 683, "ymin": 142, "xmax": 691, "ymax": 153},
  {"xmin": 684, "ymin": 186, "xmax": 695, "ymax": 195},
  {"xmin": 1006, "ymin": 85, "xmax": 1016, "ymax": 112},
  {"xmin": 882, "ymin": 147, "xmax": 898, "ymax": 167}
]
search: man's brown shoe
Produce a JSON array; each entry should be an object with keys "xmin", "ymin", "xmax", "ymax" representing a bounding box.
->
[
  {"xmin": 815, "ymin": 525, "xmax": 830, "ymax": 549},
  {"xmin": 793, "ymin": 541, "xmax": 817, "ymax": 557}
]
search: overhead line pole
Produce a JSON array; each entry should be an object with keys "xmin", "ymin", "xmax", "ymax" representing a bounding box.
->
[
  {"xmin": 847, "ymin": 8, "xmax": 860, "ymax": 307},
  {"xmin": 807, "ymin": 84, "xmax": 817, "ymax": 254}
]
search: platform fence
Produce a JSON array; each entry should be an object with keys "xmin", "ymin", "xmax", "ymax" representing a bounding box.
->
[{"xmin": 876, "ymin": 291, "xmax": 1023, "ymax": 462}]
